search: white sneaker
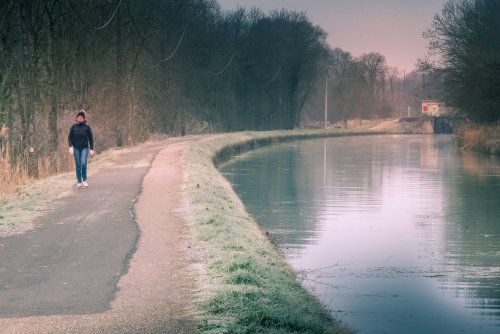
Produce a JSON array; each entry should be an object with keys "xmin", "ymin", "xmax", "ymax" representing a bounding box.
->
[
  {"xmin": 82, "ymin": 181, "xmax": 88, "ymax": 188},
  {"xmin": 77, "ymin": 183, "xmax": 82, "ymax": 189}
]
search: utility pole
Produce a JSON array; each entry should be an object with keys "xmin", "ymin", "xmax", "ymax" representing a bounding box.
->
[
  {"xmin": 404, "ymin": 69, "xmax": 410, "ymax": 117},
  {"xmin": 115, "ymin": 5, "xmax": 124, "ymax": 147},
  {"xmin": 324, "ymin": 74, "xmax": 328, "ymax": 129},
  {"xmin": 401, "ymin": 69, "xmax": 406, "ymax": 119}
]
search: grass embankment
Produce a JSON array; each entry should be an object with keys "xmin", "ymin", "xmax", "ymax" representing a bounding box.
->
[
  {"xmin": 181, "ymin": 126, "xmax": 405, "ymax": 333},
  {"xmin": 455, "ymin": 123, "xmax": 500, "ymax": 155}
]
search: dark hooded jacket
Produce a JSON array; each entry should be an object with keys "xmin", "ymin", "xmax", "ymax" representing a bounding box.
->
[{"xmin": 68, "ymin": 122, "xmax": 94, "ymax": 150}]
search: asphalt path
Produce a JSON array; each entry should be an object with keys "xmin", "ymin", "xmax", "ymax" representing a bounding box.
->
[
  {"xmin": 0, "ymin": 139, "xmax": 198, "ymax": 333},
  {"xmin": 0, "ymin": 164, "xmax": 145, "ymax": 316}
]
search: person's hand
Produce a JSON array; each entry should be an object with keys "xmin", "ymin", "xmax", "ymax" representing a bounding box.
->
[
  {"xmin": 69, "ymin": 147, "xmax": 74, "ymax": 155},
  {"xmin": 89, "ymin": 149, "xmax": 95, "ymax": 156}
]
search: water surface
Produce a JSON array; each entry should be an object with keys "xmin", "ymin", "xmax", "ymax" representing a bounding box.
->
[{"xmin": 220, "ymin": 135, "xmax": 500, "ymax": 334}]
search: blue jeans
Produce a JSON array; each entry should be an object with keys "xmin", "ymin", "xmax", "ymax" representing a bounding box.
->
[{"xmin": 73, "ymin": 147, "xmax": 89, "ymax": 183}]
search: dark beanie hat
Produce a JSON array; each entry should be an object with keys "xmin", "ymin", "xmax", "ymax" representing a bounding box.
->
[{"xmin": 77, "ymin": 110, "xmax": 86, "ymax": 118}]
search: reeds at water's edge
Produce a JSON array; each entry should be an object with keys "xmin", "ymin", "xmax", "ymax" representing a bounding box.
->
[
  {"xmin": 455, "ymin": 123, "xmax": 500, "ymax": 155},
  {"xmin": 0, "ymin": 135, "xmax": 74, "ymax": 201}
]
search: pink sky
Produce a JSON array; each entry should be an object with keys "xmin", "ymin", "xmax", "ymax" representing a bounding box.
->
[{"xmin": 217, "ymin": 0, "xmax": 447, "ymax": 72}]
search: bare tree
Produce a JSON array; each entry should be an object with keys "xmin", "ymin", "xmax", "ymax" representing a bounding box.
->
[
  {"xmin": 423, "ymin": 0, "xmax": 500, "ymax": 121},
  {"xmin": 357, "ymin": 52, "xmax": 387, "ymax": 119}
]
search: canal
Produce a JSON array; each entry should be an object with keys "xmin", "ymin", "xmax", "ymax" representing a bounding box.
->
[{"xmin": 220, "ymin": 134, "xmax": 500, "ymax": 334}]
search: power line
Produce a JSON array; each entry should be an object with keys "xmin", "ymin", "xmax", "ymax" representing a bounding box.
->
[
  {"xmin": 256, "ymin": 66, "xmax": 281, "ymax": 87},
  {"xmin": 139, "ymin": 30, "xmax": 186, "ymax": 71},
  {"xmin": 66, "ymin": 0, "xmax": 123, "ymax": 30},
  {"xmin": 157, "ymin": 30, "xmax": 186, "ymax": 63},
  {"xmin": 210, "ymin": 53, "xmax": 235, "ymax": 76},
  {"xmin": 124, "ymin": 0, "xmax": 186, "ymax": 71}
]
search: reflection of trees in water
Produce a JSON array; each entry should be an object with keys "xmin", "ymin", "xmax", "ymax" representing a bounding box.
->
[
  {"xmin": 441, "ymin": 149, "xmax": 500, "ymax": 317},
  {"xmin": 224, "ymin": 135, "xmax": 500, "ymax": 321},
  {"xmin": 224, "ymin": 135, "xmax": 442, "ymax": 251},
  {"xmin": 460, "ymin": 151, "xmax": 500, "ymax": 179},
  {"xmin": 221, "ymin": 144, "xmax": 319, "ymax": 250}
]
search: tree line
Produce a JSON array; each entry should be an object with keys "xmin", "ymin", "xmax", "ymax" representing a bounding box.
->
[
  {"xmin": 0, "ymin": 0, "xmax": 413, "ymax": 177},
  {"xmin": 422, "ymin": 0, "xmax": 500, "ymax": 122}
]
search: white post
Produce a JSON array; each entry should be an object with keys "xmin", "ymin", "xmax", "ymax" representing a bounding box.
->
[{"xmin": 324, "ymin": 74, "xmax": 328, "ymax": 129}]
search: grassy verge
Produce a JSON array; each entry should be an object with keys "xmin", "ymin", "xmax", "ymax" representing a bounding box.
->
[
  {"xmin": 181, "ymin": 127, "xmax": 403, "ymax": 333},
  {"xmin": 455, "ymin": 123, "xmax": 500, "ymax": 155}
]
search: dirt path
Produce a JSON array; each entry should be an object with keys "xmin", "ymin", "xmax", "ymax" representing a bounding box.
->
[
  {"xmin": 369, "ymin": 118, "xmax": 400, "ymax": 130},
  {"xmin": 0, "ymin": 138, "xmax": 199, "ymax": 333}
]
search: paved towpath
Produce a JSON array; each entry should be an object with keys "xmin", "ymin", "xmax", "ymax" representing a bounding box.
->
[
  {"xmin": 369, "ymin": 118, "xmax": 399, "ymax": 130},
  {"xmin": 0, "ymin": 137, "xmax": 199, "ymax": 333}
]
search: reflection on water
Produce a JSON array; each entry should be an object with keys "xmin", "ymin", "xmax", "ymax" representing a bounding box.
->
[{"xmin": 220, "ymin": 135, "xmax": 500, "ymax": 334}]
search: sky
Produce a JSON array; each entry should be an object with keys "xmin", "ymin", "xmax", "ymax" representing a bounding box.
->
[{"xmin": 217, "ymin": 0, "xmax": 447, "ymax": 72}]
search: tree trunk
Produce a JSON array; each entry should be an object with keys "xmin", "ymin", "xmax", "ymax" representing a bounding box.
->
[
  {"xmin": 115, "ymin": 6, "xmax": 124, "ymax": 147},
  {"xmin": 18, "ymin": 0, "xmax": 38, "ymax": 176},
  {"xmin": 47, "ymin": 19, "xmax": 58, "ymax": 151}
]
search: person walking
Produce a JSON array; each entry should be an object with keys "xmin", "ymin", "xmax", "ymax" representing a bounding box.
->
[{"xmin": 68, "ymin": 110, "xmax": 94, "ymax": 188}]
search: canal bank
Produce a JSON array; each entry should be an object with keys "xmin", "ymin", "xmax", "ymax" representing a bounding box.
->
[
  {"xmin": 0, "ymin": 123, "xmax": 405, "ymax": 333},
  {"xmin": 181, "ymin": 126, "xmax": 405, "ymax": 333},
  {"xmin": 455, "ymin": 123, "xmax": 500, "ymax": 155}
]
